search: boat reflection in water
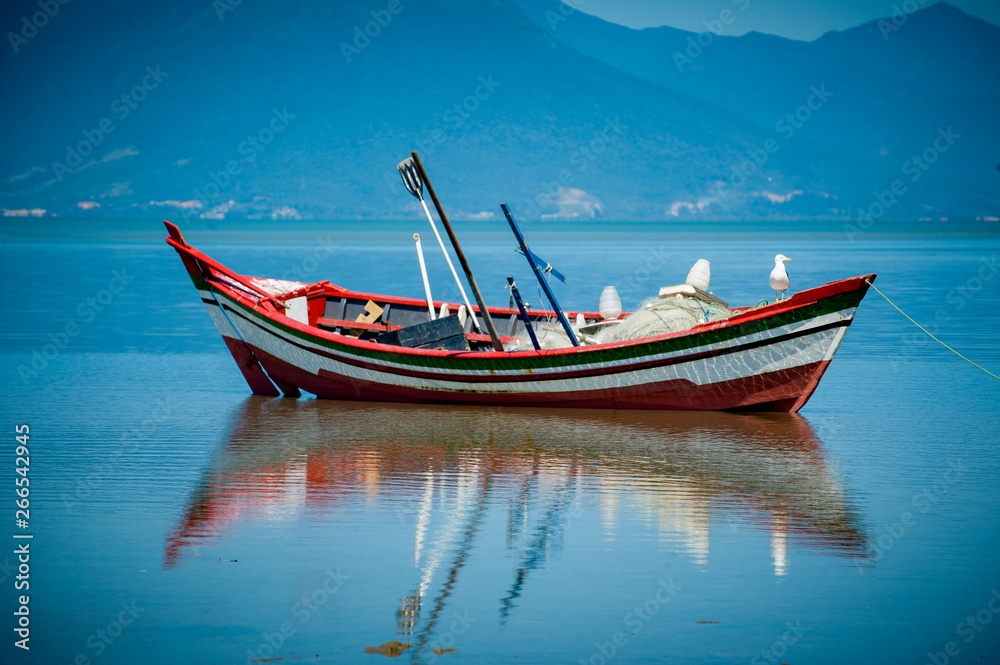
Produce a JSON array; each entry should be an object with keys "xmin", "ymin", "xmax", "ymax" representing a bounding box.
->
[{"xmin": 165, "ymin": 399, "xmax": 867, "ymax": 647}]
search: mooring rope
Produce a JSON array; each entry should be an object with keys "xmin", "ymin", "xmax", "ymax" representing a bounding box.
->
[{"xmin": 865, "ymin": 278, "xmax": 1000, "ymax": 381}]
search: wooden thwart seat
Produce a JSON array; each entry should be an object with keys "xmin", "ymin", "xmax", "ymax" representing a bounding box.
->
[{"xmin": 316, "ymin": 317, "xmax": 398, "ymax": 333}]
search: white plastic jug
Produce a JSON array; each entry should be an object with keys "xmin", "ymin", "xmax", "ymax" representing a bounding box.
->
[
  {"xmin": 685, "ymin": 259, "xmax": 711, "ymax": 291},
  {"xmin": 599, "ymin": 286, "xmax": 622, "ymax": 320}
]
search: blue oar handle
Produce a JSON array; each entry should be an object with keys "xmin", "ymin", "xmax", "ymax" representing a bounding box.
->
[
  {"xmin": 501, "ymin": 204, "xmax": 579, "ymax": 347},
  {"xmin": 507, "ymin": 277, "xmax": 541, "ymax": 351}
]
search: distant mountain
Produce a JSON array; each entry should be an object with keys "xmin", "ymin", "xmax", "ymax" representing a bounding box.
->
[
  {"xmin": 0, "ymin": 0, "xmax": 996, "ymax": 220},
  {"xmin": 813, "ymin": 3, "xmax": 1000, "ymax": 99},
  {"xmin": 512, "ymin": 0, "xmax": 1000, "ymax": 192}
]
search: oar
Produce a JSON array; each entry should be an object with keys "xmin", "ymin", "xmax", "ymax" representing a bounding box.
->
[
  {"xmin": 413, "ymin": 234, "xmax": 435, "ymax": 321},
  {"xmin": 506, "ymin": 277, "xmax": 541, "ymax": 351},
  {"xmin": 501, "ymin": 203, "xmax": 579, "ymax": 346},
  {"xmin": 401, "ymin": 152, "xmax": 505, "ymax": 353},
  {"xmin": 398, "ymin": 156, "xmax": 482, "ymax": 334}
]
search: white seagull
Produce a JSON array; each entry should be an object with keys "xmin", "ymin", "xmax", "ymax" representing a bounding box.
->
[{"xmin": 769, "ymin": 254, "xmax": 791, "ymax": 301}]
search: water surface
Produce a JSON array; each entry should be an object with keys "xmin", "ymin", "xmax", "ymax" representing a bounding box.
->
[{"xmin": 1, "ymin": 218, "xmax": 998, "ymax": 664}]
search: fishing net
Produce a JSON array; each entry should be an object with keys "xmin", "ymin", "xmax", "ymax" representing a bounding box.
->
[
  {"xmin": 503, "ymin": 295, "xmax": 734, "ymax": 351},
  {"xmin": 596, "ymin": 295, "xmax": 733, "ymax": 344},
  {"xmin": 505, "ymin": 323, "xmax": 575, "ymax": 352}
]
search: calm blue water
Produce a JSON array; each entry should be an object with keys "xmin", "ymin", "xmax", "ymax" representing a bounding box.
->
[{"xmin": 2, "ymin": 218, "xmax": 999, "ymax": 664}]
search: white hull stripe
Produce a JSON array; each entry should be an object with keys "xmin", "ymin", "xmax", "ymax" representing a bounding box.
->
[
  {"xmin": 199, "ymin": 288, "xmax": 855, "ymax": 377},
  {"xmin": 200, "ymin": 291, "xmax": 853, "ymax": 396}
]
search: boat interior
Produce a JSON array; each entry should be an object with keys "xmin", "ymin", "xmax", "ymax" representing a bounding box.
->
[{"xmin": 244, "ymin": 276, "xmax": 607, "ymax": 352}]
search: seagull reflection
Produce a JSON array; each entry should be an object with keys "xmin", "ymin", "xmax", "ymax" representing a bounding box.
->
[{"xmin": 164, "ymin": 399, "xmax": 868, "ymax": 653}]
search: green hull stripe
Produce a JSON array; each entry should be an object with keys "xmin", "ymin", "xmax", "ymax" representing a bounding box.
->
[{"xmin": 216, "ymin": 287, "xmax": 862, "ymax": 373}]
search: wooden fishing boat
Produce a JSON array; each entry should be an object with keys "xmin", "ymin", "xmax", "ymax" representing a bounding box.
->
[{"xmin": 164, "ymin": 220, "xmax": 874, "ymax": 412}]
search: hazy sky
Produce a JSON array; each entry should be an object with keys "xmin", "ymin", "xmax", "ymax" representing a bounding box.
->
[{"xmin": 573, "ymin": 0, "xmax": 999, "ymax": 41}]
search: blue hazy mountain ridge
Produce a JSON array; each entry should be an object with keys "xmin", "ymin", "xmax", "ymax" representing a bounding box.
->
[
  {"xmin": 513, "ymin": 0, "xmax": 999, "ymax": 190},
  {"xmin": 0, "ymin": 0, "xmax": 996, "ymax": 220}
]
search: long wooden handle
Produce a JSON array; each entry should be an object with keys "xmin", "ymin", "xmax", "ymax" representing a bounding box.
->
[{"xmin": 410, "ymin": 151, "xmax": 505, "ymax": 353}]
